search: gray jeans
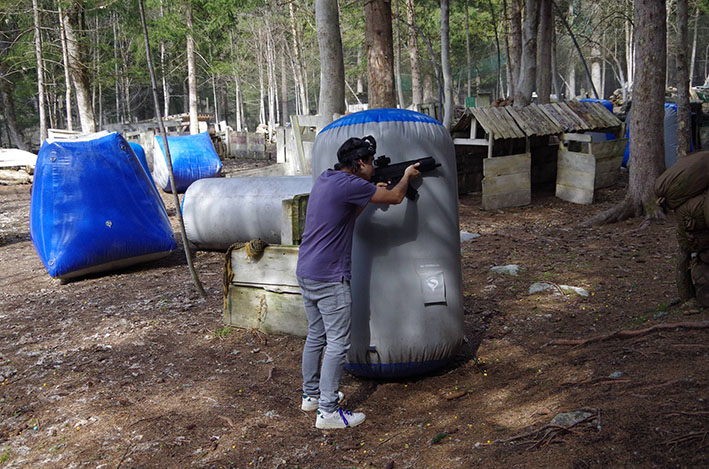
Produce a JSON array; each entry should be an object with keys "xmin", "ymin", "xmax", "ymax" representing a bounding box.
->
[{"xmin": 298, "ymin": 276, "xmax": 352, "ymax": 413}]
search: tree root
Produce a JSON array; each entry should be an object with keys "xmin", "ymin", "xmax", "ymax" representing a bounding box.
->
[
  {"xmin": 665, "ymin": 431, "xmax": 708, "ymax": 450},
  {"xmin": 544, "ymin": 321, "xmax": 709, "ymax": 347},
  {"xmin": 492, "ymin": 409, "xmax": 600, "ymax": 450},
  {"xmin": 579, "ymin": 196, "xmax": 665, "ymax": 228}
]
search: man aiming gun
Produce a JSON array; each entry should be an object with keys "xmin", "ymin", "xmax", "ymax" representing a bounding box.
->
[{"xmin": 295, "ymin": 135, "xmax": 421, "ymax": 429}]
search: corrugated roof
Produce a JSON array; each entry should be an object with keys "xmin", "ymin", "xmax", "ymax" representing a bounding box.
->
[{"xmin": 466, "ymin": 101, "xmax": 622, "ymax": 139}]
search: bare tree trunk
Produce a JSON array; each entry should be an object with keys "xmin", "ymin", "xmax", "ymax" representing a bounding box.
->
[
  {"xmin": 289, "ymin": 2, "xmax": 309, "ymax": 114},
  {"xmin": 160, "ymin": 0, "xmax": 170, "ymax": 118},
  {"xmin": 281, "ymin": 45, "xmax": 288, "ymax": 126},
  {"xmin": 514, "ymin": 0, "xmax": 540, "ymax": 106},
  {"xmin": 59, "ymin": 6, "xmax": 73, "ymax": 131},
  {"xmin": 486, "ymin": 0, "xmax": 502, "ymax": 99},
  {"xmin": 257, "ymin": 31, "xmax": 266, "ymax": 125},
  {"xmin": 465, "ymin": 0, "xmax": 471, "ymax": 98},
  {"xmin": 551, "ymin": 26, "xmax": 559, "ymax": 98},
  {"xmin": 591, "ymin": 42, "xmax": 602, "ymax": 99},
  {"xmin": 61, "ymin": 3, "xmax": 95, "ymax": 133},
  {"xmin": 113, "ymin": 14, "xmax": 121, "ymax": 123},
  {"xmin": 441, "ymin": 0, "xmax": 453, "ymax": 128},
  {"xmin": 689, "ymin": 5, "xmax": 698, "ymax": 86},
  {"xmin": 366, "ymin": 0, "xmax": 397, "ymax": 108},
  {"xmin": 394, "ymin": 0, "xmax": 405, "ymax": 108},
  {"xmin": 266, "ymin": 21, "xmax": 277, "ymax": 136},
  {"xmin": 508, "ymin": 0, "xmax": 522, "ymax": 99},
  {"xmin": 504, "ymin": 0, "xmax": 512, "ymax": 97},
  {"xmin": 583, "ymin": 0, "xmax": 666, "ymax": 227},
  {"xmin": 676, "ymin": 0, "xmax": 691, "ymax": 157},
  {"xmin": 316, "ymin": 0, "xmax": 345, "ymax": 127},
  {"xmin": 625, "ymin": 0, "xmax": 634, "ymax": 90},
  {"xmin": 0, "ymin": 82, "xmax": 28, "ymax": 150},
  {"xmin": 356, "ymin": 48, "xmax": 364, "ymax": 94},
  {"xmin": 186, "ymin": 4, "xmax": 199, "ymax": 134},
  {"xmin": 423, "ymin": 74, "xmax": 434, "ymax": 103},
  {"xmin": 32, "ymin": 0, "xmax": 47, "ymax": 142},
  {"xmin": 536, "ymin": 0, "xmax": 552, "ymax": 103},
  {"xmin": 406, "ymin": 0, "xmax": 422, "ymax": 105}
]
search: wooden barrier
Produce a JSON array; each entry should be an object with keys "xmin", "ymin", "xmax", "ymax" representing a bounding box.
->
[
  {"xmin": 482, "ymin": 153, "xmax": 531, "ymax": 210},
  {"xmin": 555, "ymin": 134, "xmax": 627, "ymax": 204},
  {"xmin": 224, "ymin": 245, "xmax": 306, "ymax": 337}
]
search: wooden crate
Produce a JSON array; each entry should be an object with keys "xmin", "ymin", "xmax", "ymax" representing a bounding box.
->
[
  {"xmin": 556, "ymin": 134, "xmax": 627, "ymax": 204},
  {"xmin": 224, "ymin": 245, "xmax": 307, "ymax": 337},
  {"xmin": 482, "ymin": 153, "xmax": 531, "ymax": 210}
]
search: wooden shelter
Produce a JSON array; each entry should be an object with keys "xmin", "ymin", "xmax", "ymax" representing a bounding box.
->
[{"xmin": 453, "ymin": 101, "xmax": 625, "ymax": 209}]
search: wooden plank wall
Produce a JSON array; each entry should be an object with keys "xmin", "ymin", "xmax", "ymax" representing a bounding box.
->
[
  {"xmin": 482, "ymin": 153, "xmax": 531, "ymax": 210},
  {"xmin": 224, "ymin": 245, "xmax": 307, "ymax": 337},
  {"xmin": 555, "ymin": 138, "xmax": 627, "ymax": 204}
]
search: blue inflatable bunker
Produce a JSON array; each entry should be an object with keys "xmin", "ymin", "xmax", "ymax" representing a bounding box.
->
[
  {"xmin": 30, "ymin": 131, "xmax": 176, "ymax": 280},
  {"xmin": 153, "ymin": 132, "xmax": 222, "ymax": 193}
]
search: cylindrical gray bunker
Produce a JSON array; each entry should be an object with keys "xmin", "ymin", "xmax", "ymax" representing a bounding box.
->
[{"xmin": 312, "ymin": 109, "xmax": 464, "ymax": 378}]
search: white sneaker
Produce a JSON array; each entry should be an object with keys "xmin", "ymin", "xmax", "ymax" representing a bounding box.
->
[
  {"xmin": 301, "ymin": 391, "xmax": 344, "ymax": 411},
  {"xmin": 315, "ymin": 408, "xmax": 366, "ymax": 429}
]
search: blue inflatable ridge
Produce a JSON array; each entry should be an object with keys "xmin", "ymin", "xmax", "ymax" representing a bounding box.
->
[
  {"xmin": 153, "ymin": 132, "xmax": 222, "ymax": 193},
  {"xmin": 321, "ymin": 108, "xmax": 442, "ymax": 132},
  {"xmin": 344, "ymin": 358, "xmax": 451, "ymax": 379},
  {"xmin": 30, "ymin": 132, "xmax": 176, "ymax": 279}
]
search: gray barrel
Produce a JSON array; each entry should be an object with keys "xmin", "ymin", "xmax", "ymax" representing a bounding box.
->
[
  {"xmin": 182, "ymin": 176, "xmax": 312, "ymax": 249},
  {"xmin": 312, "ymin": 109, "xmax": 464, "ymax": 378}
]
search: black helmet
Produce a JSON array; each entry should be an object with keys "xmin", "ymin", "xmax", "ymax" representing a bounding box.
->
[{"xmin": 336, "ymin": 135, "xmax": 376, "ymax": 166}]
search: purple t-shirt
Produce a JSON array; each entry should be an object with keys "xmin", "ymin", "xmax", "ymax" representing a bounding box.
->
[{"xmin": 296, "ymin": 170, "xmax": 377, "ymax": 282}]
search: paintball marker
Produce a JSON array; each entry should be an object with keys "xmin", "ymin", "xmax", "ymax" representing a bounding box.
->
[{"xmin": 371, "ymin": 155, "xmax": 441, "ymax": 201}]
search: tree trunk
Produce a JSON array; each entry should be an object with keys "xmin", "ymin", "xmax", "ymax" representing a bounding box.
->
[
  {"xmin": 186, "ymin": 4, "xmax": 199, "ymax": 134},
  {"xmin": 583, "ymin": 0, "xmax": 666, "ymax": 227},
  {"xmin": 0, "ymin": 82, "xmax": 29, "ymax": 150},
  {"xmin": 440, "ymin": 0, "xmax": 453, "ymax": 128},
  {"xmin": 59, "ymin": 6, "xmax": 73, "ymax": 131},
  {"xmin": 32, "ymin": 0, "xmax": 47, "ymax": 142},
  {"xmin": 257, "ymin": 29, "xmax": 266, "ymax": 125},
  {"xmin": 591, "ymin": 42, "xmax": 602, "ymax": 99},
  {"xmin": 625, "ymin": 0, "xmax": 634, "ymax": 90},
  {"xmin": 551, "ymin": 26, "xmax": 559, "ymax": 98},
  {"xmin": 394, "ymin": 0, "xmax": 405, "ymax": 108},
  {"xmin": 406, "ymin": 0, "xmax": 422, "ymax": 105},
  {"xmin": 514, "ymin": 0, "xmax": 540, "ymax": 106},
  {"xmin": 281, "ymin": 45, "xmax": 288, "ymax": 126},
  {"xmin": 536, "ymin": 0, "xmax": 552, "ymax": 103},
  {"xmin": 61, "ymin": 3, "xmax": 95, "ymax": 133},
  {"xmin": 508, "ymin": 0, "xmax": 522, "ymax": 100},
  {"xmin": 160, "ymin": 0, "xmax": 170, "ymax": 118},
  {"xmin": 689, "ymin": 5, "xmax": 698, "ymax": 86},
  {"xmin": 676, "ymin": 0, "xmax": 690, "ymax": 157},
  {"xmin": 316, "ymin": 0, "xmax": 345, "ymax": 127},
  {"xmin": 289, "ymin": 2, "xmax": 309, "ymax": 114},
  {"xmin": 366, "ymin": 0, "xmax": 396, "ymax": 108},
  {"xmin": 423, "ymin": 74, "xmax": 434, "ymax": 103},
  {"xmin": 265, "ymin": 21, "xmax": 276, "ymax": 136},
  {"xmin": 465, "ymin": 0, "xmax": 471, "ymax": 98},
  {"xmin": 113, "ymin": 15, "xmax": 121, "ymax": 123}
]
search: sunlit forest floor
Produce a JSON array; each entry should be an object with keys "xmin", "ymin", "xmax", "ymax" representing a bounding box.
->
[{"xmin": 1, "ymin": 166, "xmax": 707, "ymax": 468}]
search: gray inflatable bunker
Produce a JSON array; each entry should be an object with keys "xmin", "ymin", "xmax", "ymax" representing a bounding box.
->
[
  {"xmin": 312, "ymin": 108, "xmax": 464, "ymax": 378},
  {"xmin": 182, "ymin": 176, "xmax": 312, "ymax": 249}
]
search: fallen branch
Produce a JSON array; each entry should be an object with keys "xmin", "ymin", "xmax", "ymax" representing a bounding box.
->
[
  {"xmin": 665, "ymin": 431, "xmax": 708, "ymax": 450},
  {"xmin": 665, "ymin": 411, "xmax": 709, "ymax": 417},
  {"xmin": 544, "ymin": 321, "xmax": 709, "ymax": 347}
]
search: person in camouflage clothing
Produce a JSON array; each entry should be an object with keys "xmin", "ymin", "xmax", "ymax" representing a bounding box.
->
[{"xmin": 655, "ymin": 150, "xmax": 709, "ymax": 306}]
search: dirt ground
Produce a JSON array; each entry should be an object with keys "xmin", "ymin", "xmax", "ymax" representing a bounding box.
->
[{"xmin": 1, "ymin": 161, "xmax": 708, "ymax": 468}]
